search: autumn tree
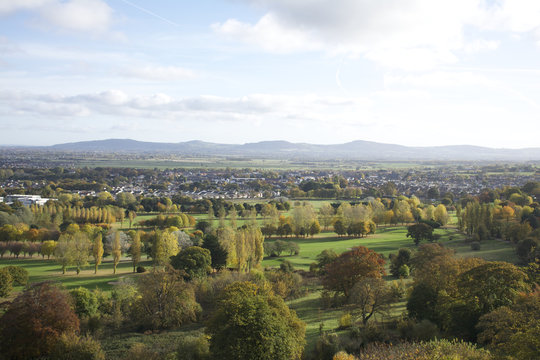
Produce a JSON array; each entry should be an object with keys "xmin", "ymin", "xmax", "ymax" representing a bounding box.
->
[
  {"xmin": 349, "ymin": 277, "xmax": 394, "ymax": 325},
  {"xmin": 55, "ymin": 235, "xmax": 74, "ymax": 274},
  {"xmin": 0, "ymin": 282, "xmax": 80, "ymax": 359},
  {"xmin": 323, "ymin": 246, "xmax": 385, "ymax": 299},
  {"xmin": 152, "ymin": 230, "xmax": 179, "ymax": 267},
  {"xmin": 71, "ymin": 232, "xmax": 91, "ymax": 275},
  {"xmin": 111, "ymin": 231, "xmax": 122, "ymax": 274},
  {"xmin": 133, "ymin": 268, "xmax": 200, "ymax": 330},
  {"xmin": 129, "ymin": 230, "xmax": 142, "ymax": 272},
  {"xmin": 206, "ymin": 281, "xmax": 305, "ymax": 360},
  {"xmin": 92, "ymin": 233, "xmax": 104, "ymax": 274}
]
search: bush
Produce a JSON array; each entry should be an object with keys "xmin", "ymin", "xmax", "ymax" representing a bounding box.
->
[
  {"xmin": 136, "ymin": 266, "xmax": 147, "ymax": 273},
  {"xmin": 50, "ymin": 333, "xmax": 105, "ymax": 360},
  {"xmin": 70, "ymin": 287, "xmax": 99, "ymax": 319},
  {"xmin": 177, "ymin": 335, "xmax": 210, "ymax": 360},
  {"xmin": 470, "ymin": 241, "xmax": 481, "ymax": 251},
  {"xmin": 123, "ymin": 343, "xmax": 159, "ymax": 360},
  {"xmin": 3, "ymin": 265, "xmax": 29, "ymax": 286},
  {"xmin": 0, "ymin": 268, "xmax": 13, "ymax": 297},
  {"xmin": 398, "ymin": 264, "xmax": 410, "ymax": 278},
  {"xmin": 314, "ymin": 332, "xmax": 341, "ymax": 360},
  {"xmin": 279, "ymin": 260, "xmax": 294, "ymax": 273},
  {"xmin": 339, "ymin": 313, "xmax": 352, "ymax": 329}
]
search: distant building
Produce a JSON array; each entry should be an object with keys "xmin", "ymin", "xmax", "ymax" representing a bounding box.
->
[{"xmin": 4, "ymin": 194, "xmax": 51, "ymax": 206}]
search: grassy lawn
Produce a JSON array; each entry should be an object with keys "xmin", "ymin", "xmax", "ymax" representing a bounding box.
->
[{"xmin": 0, "ymin": 256, "xmax": 152, "ymax": 295}]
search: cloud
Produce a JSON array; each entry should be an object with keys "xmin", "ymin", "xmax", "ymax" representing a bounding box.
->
[
  {"xmin": 118, "ymin": 65, "xmax": 198, "ymax": 81},
  {"xmin": 0, "ymin": 90, "xmax": 372, "ymax": 126},
  {"xmin": 214, "ymin": 0, "xmax": 540, "ymax": 70},
  {"xmin": 0, "ymin": 0, "xmax": 115, "ymax": 35}
]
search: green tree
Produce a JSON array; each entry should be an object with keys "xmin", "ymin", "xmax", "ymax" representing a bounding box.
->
[
  {"xmin": 170, "ymin": 246, "xmax": 212, "ymax": 280},
  {"xmin": 70, "ymin": 287, "xmax": 99, "ymax": 319},
  {"xmin": 206, "ymin": 281, "xmax": 305, "ymax": 360},
  {"xmin": 202, "ymin": 234, "xmax": 228, "ymax": 270},
  {"xmin": 407, "ymin": 223, "xmax": 434, "ymax": 245},
  {"xmin": 0, "ymin": 268, "xmax": 12, "ymax": 297}
]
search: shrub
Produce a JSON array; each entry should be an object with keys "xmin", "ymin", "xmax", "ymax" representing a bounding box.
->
[
  {"xmin": 136, "ymin": 266, "xmax": 147, "ymax": 273},
  {"xmin": 314, "ymin": 332, "xmax": 341, "ymax": 360},
  {"xmin": 471, "ymin": 241, "xmax": 481, "ymax": 251},
  {"xmin": 0, "ymin": 268, "xmax": 13, "ymax": 297},
  {"xmin": 177, "ymin": 335, "xmax": 210, "ymax": 360},
  {"xmin": 339, "ymin": 313, "xmax": 352, "ymax": 329},
  {"xmin": 398, "ymin": 264, "xmax": 410, "ymax": 278},
  {"xmin": 70, "ymin": 287, "xmax": 99, "ymax": 319},
  {"xmin": 123, "ymin": 343, "xmax": 159, "ymax": 360},
  {"xmin": 50, "ymin": 333, "xmax": 105, "ymax": 360},
  {"xmin": 3, "ymin": 265, "xmax": 29, "ymax": 286}
]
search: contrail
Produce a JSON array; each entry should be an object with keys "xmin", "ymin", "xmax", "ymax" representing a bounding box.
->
[{"xmin": 118, "ymin": 0, "xmax": 180, "ymax": 27}]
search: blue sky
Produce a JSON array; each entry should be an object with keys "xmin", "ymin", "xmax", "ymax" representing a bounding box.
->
[{"xmin": 1, "ymin": 0, "xmax": 540, "ymax": 148}]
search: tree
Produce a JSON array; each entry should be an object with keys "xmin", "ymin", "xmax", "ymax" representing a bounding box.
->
[
  {"xmin": 202, "ymin": 233, "xmax": 227, "ymax": 270},
  {"xmin": 91, "ymin": 233, "xmax": 104, "ymax": 274},
  {"xmin": 133, "ymin": 268, "xmax": 200, "ymax": 330},
  {"xmin": 41, "ymin": 240, "xmax": 57, "ymax": 259},
  {"xmin": 433, "ymin": 204, "xmax": 449, "ymax": 226},
  {"xmin": 516, "ymin": 238, "xmax": 539, "ymax": 264},
  {"xmin": 390, "ymin": 248, "xmax": 412, "ymax": 278},
  {"xmin": 130, "ymin": 231, "xmax": 142, "ymax": 272},
  {"xmin": 312, "ymin": 249, "xmax": 338, "ymax": 275},
  {"xmin": 0, "ymin": 282, "xmax": 80, "ymax": 359},
  {"xmin": 152, "ymin": 230, "xmax": 179, "ymax": 266},
  {"xmin": 170, "ymin": 246, "xmax": 212, "ymax": 280},
  {"xmin": 111, "ymin": 231, "xmax": 122, "ymax": 274},
  {"xmin": 70, "ymin": 287, "xmax": 99, "ymax": 319},
  {"xmin": 0, "ymin": 267, "xmax": 12, "ymax": 297},
  {"xmin": 323, "ymin": 246, "xmax": 385, "ymax": 299},
  {"xmin": 333, "ymin": 219, "xmax": 346, "ymax": 236},
  {"xmin": 349, "ymin": 277, "xmax": 394, "ymax": 325},
  {"xmin": 457, "ymin": 261, "xmax": 529, "ymax": 315},
  {"xmin": 55, "ymin": 235, "xmax": 74, "ymax": 274},
  {"xmin": 407, "ymin": 223, "xmax": 434, "ymax": 245},
  {"xmin": 206, "ymin": 281, "xmax": 305, "ymax": 360}
]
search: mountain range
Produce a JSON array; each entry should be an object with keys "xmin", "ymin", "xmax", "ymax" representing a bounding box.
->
[{"xmin": 17, "ymin": 139, "xmax": 540, "ymax": 161}]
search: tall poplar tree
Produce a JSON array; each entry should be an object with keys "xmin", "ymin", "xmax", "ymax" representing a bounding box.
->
[{"xmin": 93, "ymin": 233, "xmax": 104, "ymax": 274}]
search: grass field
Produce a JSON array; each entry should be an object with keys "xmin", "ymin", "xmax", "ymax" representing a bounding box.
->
[
  {"xmin": 0, "ymin": 222, "xmax": 519, "ymax": 358},
  {"xmin": 0, "ymin": 256, "xmax": 152, "ymax": 296}
]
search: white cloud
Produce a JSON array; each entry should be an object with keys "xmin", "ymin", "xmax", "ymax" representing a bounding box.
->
[
  {"xmin": 0, "ymin": 90, "xmax": 372, "ymax": 126},
  {"xmin": 384, "ymin": 71, "xmax": 494, "ymax": 88},
  {"xmin": 214, "ymin": 0, "xmax": 540, "ymax": 70},
  {"xmin": 118, "ymin": 65, "xmax": 197, "ymax": 81},
  {"xmin": 0, "ymin": 0, "xmax": 115, "ymax": 35},
  {"xmin": 212, "ymin": 13, "xmax": 322, "ymax": 53}
]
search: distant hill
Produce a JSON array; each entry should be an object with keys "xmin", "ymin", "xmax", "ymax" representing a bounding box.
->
[{"xmin": 44, "ymin": 139, "xmax": 540, "ymax": 161}]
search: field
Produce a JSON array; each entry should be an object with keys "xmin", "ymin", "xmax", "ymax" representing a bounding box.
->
[{"xmin": 0, "ymin": 222, "xmax": 519, "ymax": 357}]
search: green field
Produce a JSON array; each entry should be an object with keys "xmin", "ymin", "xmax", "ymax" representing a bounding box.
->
[
  {"xmin": 0, "ymin": 224, "xmax": 519, "ymax": 358},
  {"xmin": 0, "ymin": 256, "xmax": 152, "ymax": 296}
]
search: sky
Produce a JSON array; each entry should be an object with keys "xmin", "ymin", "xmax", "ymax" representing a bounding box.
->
[{"xmin": 1, "ymin": 0, "xmax": 540, "ymax": 148}]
